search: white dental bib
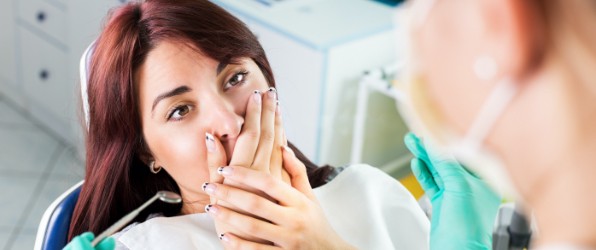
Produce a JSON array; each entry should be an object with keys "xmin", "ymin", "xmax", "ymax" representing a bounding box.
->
[{"xmin": 114, "ymin": 164, "xmax": 430, "ymax": 249}]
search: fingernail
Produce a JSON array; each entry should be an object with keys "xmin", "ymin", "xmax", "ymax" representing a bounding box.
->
[
  {"xmin": 217, "ymin": 166, "xmax": 233, "ymax": 176},
  {"xmin": 219, "ymin": 233, "xmax": 230, "ymax": 243},
  {"xmin": 267, "ymin": 87, "xmax": 277, "ymax": 99},
  {"xmin": 202, "ymin": 182, "xmax": 216, "ymax": 194},
  {"xmin": 283, "ymin": 145, "xmax": 295, "ymax": 155},
  {"xmin": 204, "ymin": 204, "xmax": 218, "ymax": 214},
  {"xmin": 205, "ymin": 133, "xmax": 215, "ymax": 152},
  {"xmin": 276, "ymin": 100, "xmax": 281, "ymax": 115},
  {"xmin": 253, "ymin": 90, "xmax": 261, "ymax": 104}
]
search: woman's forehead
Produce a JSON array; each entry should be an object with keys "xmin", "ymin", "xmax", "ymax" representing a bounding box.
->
[
  {"xmin": 142, "ymin": 41, "xmax": 254, "ymax": 77},
  {"xmin": 136, "ymin": 42, "xmax": 257, "ymax": 97},
  {"xmin": 147, "ymin": 42, "xmax": 216, "ymax": 69}
]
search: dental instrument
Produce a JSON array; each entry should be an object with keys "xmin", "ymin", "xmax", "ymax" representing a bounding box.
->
[{"xmin": 91, "ymin": 191, "xmax": 182, "ymax": 246}]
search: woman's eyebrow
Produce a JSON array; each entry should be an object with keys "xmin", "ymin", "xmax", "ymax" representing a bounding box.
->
[
  {"xmin": 152, "ymin": 85, "xmax": 192, "ymax": 113},
  {"xmin": 216, "ymin": 61, "xmax": 229, "ymax": 76}
]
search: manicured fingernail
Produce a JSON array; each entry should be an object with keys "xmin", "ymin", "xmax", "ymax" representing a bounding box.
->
[
  {"xmin": 217, "ymin": 166, "xmax": 233, "ymax": 176},
  {"xmin": 202, "ymin": 182, "xmax": 216, "ymax": 194},
  {"xmin": 205, "ymin": 133, "xmax": 215, "ymax": 152},
  {"xmin": 283, "ymin": 145, "xmax": 294, "ymax": 155},
  {"xmin": 204, "ymin": 204, "xmax": 218, "ymax": 214},
  {"xmin": 219, "ymin": 233, "xmax": 230, "ymax": 242},
  {"xmin": 276, "ymin": 100, "xmax": 281, "ymax": 115},
  {"xmin": 253, "ymin": 90, "xmax": 261, "ymax": 104},
  {"xmin": 267, "ymin": 87, "xmax": 277, "ymax": 99}
]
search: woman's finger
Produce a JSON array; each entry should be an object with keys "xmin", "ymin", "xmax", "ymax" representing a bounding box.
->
[
  {"xmin": 215, "ymin": 166, "xmax": 305, "ymax": 207},
  {"xmin": 203, "ymin": 182, "xmax": 286, "ymax": 224},
  {"xmin": 206, "ymin": 204, "xmax": 283, "ymax": 243},
  {"xmin": 281, "ymin": 146, "xmax": 315, "ymax": 200},
  {"xmin": 219, "ymin": 233, "xmax": 281, "ymax": 250},
  {"xmin": 269, "ymin": 101, "xmax": 284, "ymax": 180},
  {"xmin": 229, "ymin": 90, "xmax": 262, "ymax": 168},
  {"xmin": 280, "ymin": 131, "xmax": 291, "ymax": 184},
  {"xmin": 206, "ymin": 132, "xmax": 227, "ymax": 185},
  {"xmin": 252, "ymin": 87, "xmax": 278, "ymax": 171}
]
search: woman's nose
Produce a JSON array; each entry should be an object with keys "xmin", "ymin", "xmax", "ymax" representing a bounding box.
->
[{"xmin": 203, "ymin": 102, "xmax": 242, "ymax": 142}]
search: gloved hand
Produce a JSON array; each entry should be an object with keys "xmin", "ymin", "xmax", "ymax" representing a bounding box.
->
[
  {"xmin": 63, "ymin": 232, "xmax": 115, "ymax": 250},
  {"xmin": 404, "ymin": 133, "xmax": 501, "ymax": 250}
]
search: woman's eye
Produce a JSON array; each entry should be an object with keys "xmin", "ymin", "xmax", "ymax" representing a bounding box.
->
[
  {"xmin": 167, "ymin": 105, "xmax": 191, "ymax": 121},
  {"xmin": 224, "ymin": 71, "xmax": 248, "ymax": 90}
]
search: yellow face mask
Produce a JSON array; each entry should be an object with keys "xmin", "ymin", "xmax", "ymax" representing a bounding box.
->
[{"xmin": 392, "ymin": 0, "xmax": 521, "ymax": 200}]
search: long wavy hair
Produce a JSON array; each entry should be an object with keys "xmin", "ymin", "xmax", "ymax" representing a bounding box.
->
[{"xmin": 68, "ymin": 0, "xmax": 333, "ymax": 240}]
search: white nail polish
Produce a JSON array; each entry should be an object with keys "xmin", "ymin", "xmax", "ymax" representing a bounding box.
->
[
  {"xmin": 217, "ymin": 166, "xmax": 233, "ymax": 176},
  {"xmin": 283, "ymin": 145, "xmax": 295, "ymax": 155},
  {"xmin": 267, "ymin": 87, "xmax": 277, "ymax": 99},
  {"xmin": 205, "ymin": 133, "xmax": 215, "ymax": 152},
  {"xmin": 219, "ymin": 233, "xmax": 230, "ymax": 242},
  {"xmin": 205, "ymin": 204, "xmax": 218, "ymax": 214},
  {"xmin": 203, "ymin": 183, "xmax": 216, "ymax": 194},
  {"xmin": 253, "ymin": 90, "xmax": 261, "ymax": 104}
]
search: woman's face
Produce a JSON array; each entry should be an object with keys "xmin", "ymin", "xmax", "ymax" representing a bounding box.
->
[{"xmin": 136, "ymin": 41, "xmax": 270, "ymax": 202}]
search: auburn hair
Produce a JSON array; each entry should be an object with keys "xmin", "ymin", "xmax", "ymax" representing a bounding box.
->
[{"xmin": 69, "ymin": 0, "xmax": 333, "ymax": 240}]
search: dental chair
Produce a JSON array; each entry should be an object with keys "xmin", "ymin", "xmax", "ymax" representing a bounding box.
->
[
  {"xmin": 34, "ymin": 181, "xmax": 83, "ymax": 250},
  {"xmin": 33, "ymin": 43, "xmax": 96, "ymax": 250}
]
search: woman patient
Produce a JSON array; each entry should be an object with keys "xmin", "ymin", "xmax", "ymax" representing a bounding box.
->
[{"xmin": 68, "ymin": 0, "xmax": 431, "ymax": 249}]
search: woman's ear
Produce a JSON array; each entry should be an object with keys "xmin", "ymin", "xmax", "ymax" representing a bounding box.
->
[
  {"xmin": 481, "ymin": 0, "xmax": 546, "ymax": 79},
  {"xmin": 138, "ymin": 153, "xmax": 153, "ymax": 166},
  {"xmin": 137, "ymin": 142, "xmax": 154, "ymax": 166}
]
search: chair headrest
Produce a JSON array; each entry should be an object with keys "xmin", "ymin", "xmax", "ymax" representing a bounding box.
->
[{"xmin": 79, "ymin": 41, "xmax": 96, "ymax": 130}]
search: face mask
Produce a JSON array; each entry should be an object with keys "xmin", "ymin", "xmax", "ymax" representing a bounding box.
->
[{"xmin": 392, "ymin": 0, "xmax": 520, "ymax": 200}]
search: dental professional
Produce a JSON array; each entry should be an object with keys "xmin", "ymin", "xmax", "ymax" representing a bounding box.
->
[{"xmin": 394, "ymin": 0, "xmax": 596, "ymax": 249}]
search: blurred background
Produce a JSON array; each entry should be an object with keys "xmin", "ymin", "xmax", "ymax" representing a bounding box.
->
[{"xmin": 0, "ymin": 0, "xmax": 420, "ymax": 249}]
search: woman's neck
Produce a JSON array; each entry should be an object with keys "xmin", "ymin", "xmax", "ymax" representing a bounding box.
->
[{"xmin": 179, "ymin": 189, "xmax": 210, "ymax": 215}]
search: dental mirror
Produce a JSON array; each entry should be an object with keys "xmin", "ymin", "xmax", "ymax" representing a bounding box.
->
[
  {"xmin": 91, "ymin": 191, "xmax": 182, "ymax": 246},
  {"xmin": 157, "ymin": 191, "xmax": 182, "ymax": 204}
]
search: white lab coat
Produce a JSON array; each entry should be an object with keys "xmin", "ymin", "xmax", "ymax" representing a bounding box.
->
[{"xmin": 114, "ymin": 164, "xmax": 430, "ymax": 249}]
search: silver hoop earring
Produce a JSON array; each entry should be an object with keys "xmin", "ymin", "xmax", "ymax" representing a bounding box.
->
[{"xmin": 149, "ymin": 161, "xmax": 161, "ymax": 174}]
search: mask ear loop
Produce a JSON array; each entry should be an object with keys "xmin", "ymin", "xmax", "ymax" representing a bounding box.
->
[{"xmin": 456, "ymin": 78, "xmax": 518, "ymax": 156}]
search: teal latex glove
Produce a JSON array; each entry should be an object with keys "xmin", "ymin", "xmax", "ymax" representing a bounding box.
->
[
  {"xmin": 63, "ymin": 232, "xmax": 115, "ymax": 250},
  {"xmin": 404, "ymin": 133, "xmax": 501, "ymax": 250}
]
